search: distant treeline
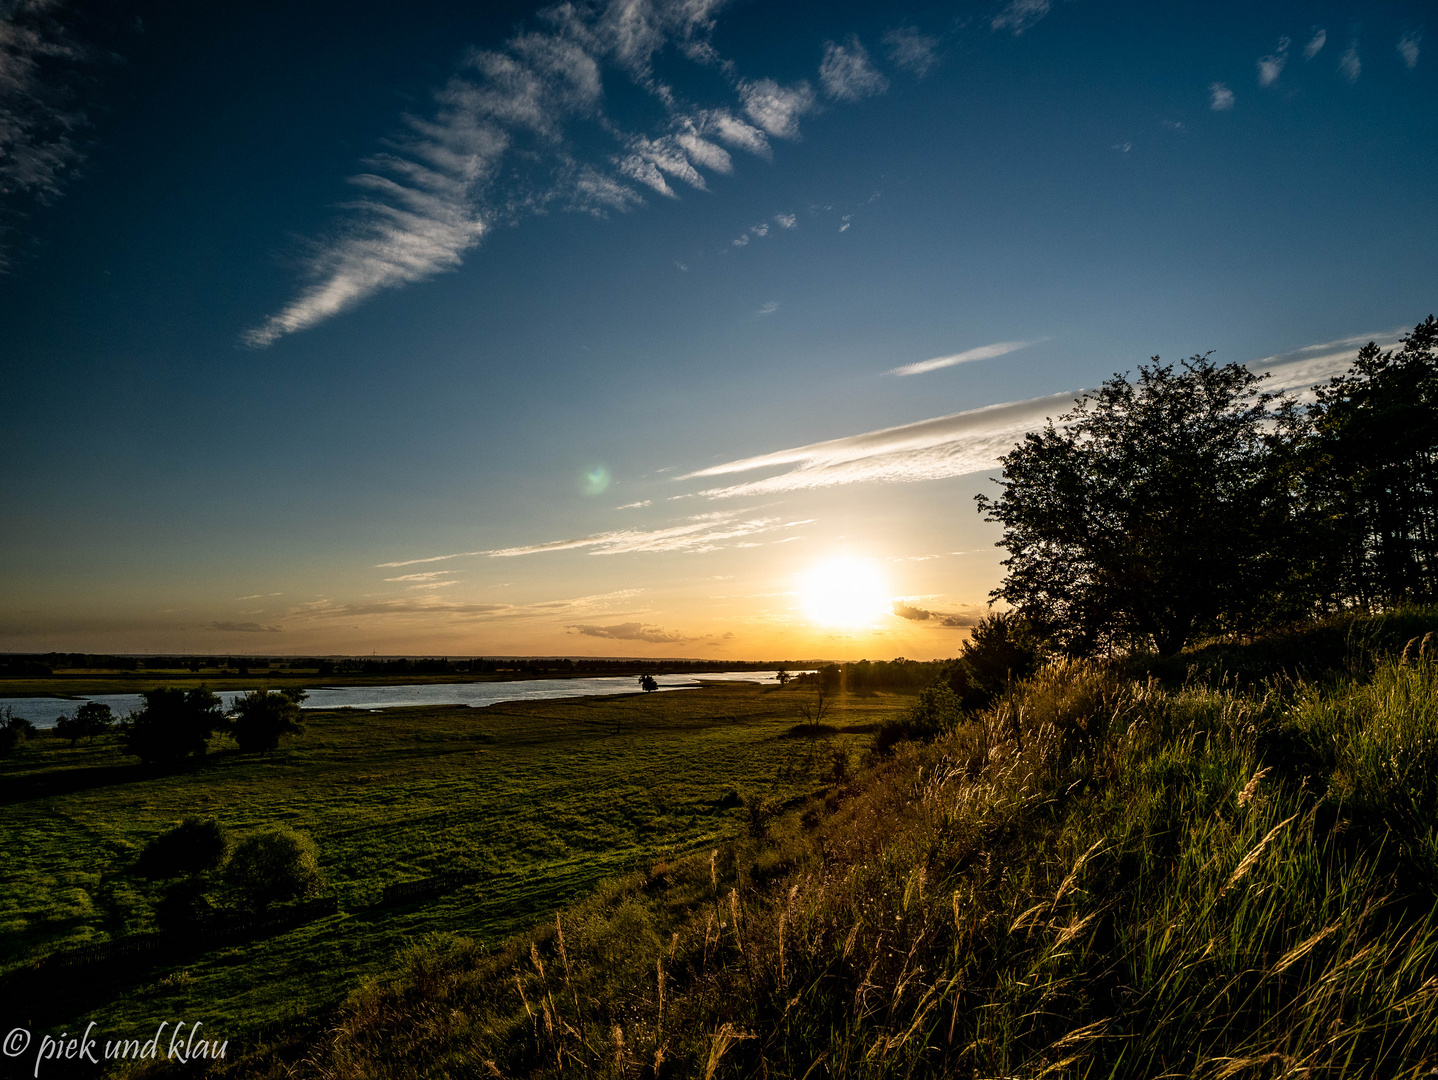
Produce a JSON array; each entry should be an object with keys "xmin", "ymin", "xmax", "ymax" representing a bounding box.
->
[{"xmin": 0, "ymin": 654, "xmax": 821, "ymax": 677}]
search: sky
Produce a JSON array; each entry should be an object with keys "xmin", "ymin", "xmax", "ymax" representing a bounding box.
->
[{"xmin": 1, "ymin": 0, "xmax": 1435, "ymax": 660}]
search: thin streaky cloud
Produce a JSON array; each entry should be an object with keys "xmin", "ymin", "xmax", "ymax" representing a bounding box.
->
[
  {"xmin": 887, "ymin": 339, "xmax": 1033, "ymax": 377},
  {"xmin": 209, "ymin": 621, "xmax": 283, "ymax": 633},
  {"xmin": 1397, "ymin": 31, "xmax": 1421, "ymax": 69},
  {"xmin": 819, "ymin": 35, "xmax": 889, "ymax": 102},
  {"xmin": 991, "ymin": 0, "xmax": 1052, "ymax": 35},
  {"xmin": 1258, "ymin": 36, "xmax": 1290, "ymax": 87},
  {"xmin": 882, "ymin": 26, "xmax": 939, "ymax": 77},
  {"xmin": 247, "ymin": 0, "xmax": 829, "ymax": 347},
  {"xmin": 1340, "ymin": 41, "xmax": 1361, "ymax": 83},
  {"xmin": 1210, "ymin": 82, "xmax": 1235, "ymax": 110},
  {"xmin": 385, "ymin": 570, "xmax": 456, "ymax": 581},
  {"xmin": 616, "ymin": 499, "xmax": 652, "ymax": 509},
  {"xmin": 377, "ymin": 512, "xmax": 814, "ymax": 566},
  {"xmin": 0, "ymin": 0, "xmax": 96, "ymax": 270},
  {"xmin": 1304, "ymin": 28, "xmax": 1327, "ymax": 59},
  {"xmin": 685, "ymin": 329, "xmax": 1404, "ymax": 499}
]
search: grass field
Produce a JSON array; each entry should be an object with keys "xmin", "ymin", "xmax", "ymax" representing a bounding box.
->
[{"xmin": 0, "ymin": 681, "xmax": 913, "ymax": 1054}]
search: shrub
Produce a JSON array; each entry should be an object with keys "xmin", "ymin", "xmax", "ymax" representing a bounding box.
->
[
  {"xmin": 136, "ymin": 816, "xmax": 229, "ymax": 879},
  {"xmin": 55, "ymin": 701, "xmax": 114, "ymax": 746},
  {"xmin": 225, "ymin": 827, "xmax": 323, "ymax": 907},
  {"xmin": 155, "ymin": 879, "xmax": 216, "ymax": 932},
  {"xmin": 229, "ymin": 688, "xmax": 305, "ymax": 753},
  {"xmin": 0, "ymin": 708, "xmax": 36, "ymax": 755}
]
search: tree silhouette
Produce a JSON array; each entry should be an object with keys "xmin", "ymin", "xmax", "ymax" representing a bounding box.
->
[
  {"xmin": 638, "ymin": 674, "xmax": 659, "ymax": 693},
  {"xmin": 230, "ymin": 688, "xmax": 306, "ymax": 753},
  {"xmin": 978, "ymin": 356, "xmax": 1305, "ymax": 656},
  {"xmin": 1309, "ymin": 316, "xmax": 1438, "ymax": 607},
  {"xmin": 122, "ymin": 686, "xmax": 223, "ymax": 765}
]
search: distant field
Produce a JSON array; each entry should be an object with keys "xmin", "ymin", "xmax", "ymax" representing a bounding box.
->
[{"xmin": 0, "ymin": 681, "xmax": 909, "ymax": 1049}]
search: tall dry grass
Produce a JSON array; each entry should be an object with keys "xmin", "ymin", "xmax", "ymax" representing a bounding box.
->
[{"xmin": 271, "ymin": 647, "xmax": 1438, "ymax": 1080}]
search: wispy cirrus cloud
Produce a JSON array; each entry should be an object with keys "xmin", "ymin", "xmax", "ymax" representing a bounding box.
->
[
  {"xmin": 1304, "ymin": 28, "xmax": 1327, "ymax": 60},
  {"xmin": 1397, "ymin": 31, "xmax": 1421, "ymax": 69},
  {"xmin": 883, "ymin": 27, "xmax": 939, "ymax": 77},
  {"xmin": 1210, "ymin": 82, "xmax": 1235, "ymax": 110},
  {"xmin": 887, "ymin": 339, "xmax": 1033, "ymax": 377},
  {"xmin": 376, "ymin": 511, "xmax": 813, "ymax": 567},
  {"xmin": 0, "ymin": 0, "xmax": 96, "ymax": 269},
  {"xmin": 566, "ymin": 621, "xmax": 694, "ymax": 643},
  {"xmin": 1339, "ymin": 40, "xmax": 1361, "ymax": 83},
  {"xmin": 209, "ymin": 621, "xmax": 283, "ymax": 633},
  {"xmin": 992, "ymin": 0, "xmax": 1051, "ymax": 35},
  {"xmin": 682, "ymin": 329, "xmax": 1404, "ymax": 499},
  {"xmin": 246, "ymin": 0, "xmax": 828, "ymax": 347},
  {"xmin": 1258, "ymin": 36, "xmax": 1290, "ymax": 86},
  {"xmin": 819, "ymin": 35, "xmax": 889, "ymax": 101},
  {"xmin": 291, "ymin": 589, "xmax": 642, "ymax": 624}
]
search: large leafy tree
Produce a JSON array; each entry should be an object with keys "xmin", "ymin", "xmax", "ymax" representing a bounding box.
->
[
  {"xmin": 1308, "ymin": 316, "xmax": 1438, "ymax": 607},
  {"xmin": 122, "ymin": 686, "xmax": 223, "ymax": 765},
  {"xmin": 977, "ymin": 356, "xmax": 1306, "ymax": 656}
]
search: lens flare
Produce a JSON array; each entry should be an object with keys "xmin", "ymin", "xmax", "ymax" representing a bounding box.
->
[
  {"xmin": 798, "ymin": 558, "xmax": 891, "ymax": 628},
  {"xmin": 582, "ymin": 464, "xmax": 611, "ymax": 496}
]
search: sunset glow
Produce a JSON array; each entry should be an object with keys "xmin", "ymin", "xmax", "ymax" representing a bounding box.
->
[{"xmin": 798, "ymin": 559, "xmax": 892, "ymax": 629}]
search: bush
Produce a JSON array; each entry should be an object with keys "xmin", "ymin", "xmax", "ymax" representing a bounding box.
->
[
  {"xmin": 155, "ymin": 879, "xmax": 216, "ymax": 932},
  {"xmin": 225, "ymin": 827, "xmax": 323, "ymax": 907},
  {"xmin": 229, "ymin": 688, "xmax": 305, "ymax": 753},
  {"xmin": 874, "ymin": 682, "xmax": 963, "ymax": 752},
  {"xmin": 136, "ymin": 816, "xmax": 229, "ymax": 879},
  {"xmin": 0, "ymin": 708, "xmax": 36, "ymax": 755},
  {"xmin": 55, "ymin": 701, "xmax": 114, "ymax": 746}
]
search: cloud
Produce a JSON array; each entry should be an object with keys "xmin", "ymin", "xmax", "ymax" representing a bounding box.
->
[
  {"xmin": 1111, "ymin": 141, "xmax": 1132, "ymax": 153},
  {"xmin": 291, "ymin": 589, "xmax": 642, "ymax": 624},
  {"xmin": 0, "ymin": 0, "xmax": 96, "ymax": 269},
  {"xmin": 1398, "ymin": 31, "xmax": 1421, "ymax": 69},
  {"xmin": 208, "ymin": 621, "xmax": 283, "ymax": 633},
  {"xmin": 887, "ymin": 339, "xmax": 1033, "ymax": 377},
  {"xmin": 1258, "ymin": 36, "xmax": 1290, "ymax": 86},
  {"xmin": 775, "ymin": 212, "xmax": 796, "ymax": 228},
  {"xmin": 819, "ymin": 35, "xmax": 889, "ymax": 102},
  {"xmin": 566, "ymin": 621, "xmax": 693, "ymax": 643},
  {"xmin": 384, "ymin": 570, "xmax": 455, "ymax": 582},
  {"xmin": 892, "ymin": 601, "xmax": 983, "ymax": 627},
  {"xmin": 243, "ymin": 95, "xmax": 500, "ymax": 347},
  {"xmin": 738, "ymin": 77, "xmax": 815, "ymax": 139},
  {"xmin": 991, "ymin": 0, "xmax": 1051, "ymax": 35},
  {"xmin": 616, "ymin": 499, "xmax": 652, "ymax": 509},
  {"xmin": 1210, "ymin": 82, "xmax": 1235, "ymax": 111},
  {"xmin": 1339, "ymin": 41, "xmax": 1361, "ymax": 83},
  {"xmin": 882, "ymin": 26, "xmax": 939, "ymax": 76},
  {"xmin": 750, "ymin": 222, "xmax": 768, "ymax": 236},
  {"xmin": 731, "ymin": 233, "xmax": 749, "ymax": 246},
  {"xmin": 891, "ymin": 601, "xmax": 932, "ymax": 621},
  {"xmin": 683, "ymin": 328, "xmax": 1405, "ymax": 499},
  {"xmin": 377, "ymin": 511, "xmax": 813, "ymax": 566},
  {"xmin": 248, "ymin": 0, "xmax": 820, "ymax": 346},
  {"xmin": 1304, "ymin": 28, "xmax": 1327, "ymax": 60},
  {"xmin": 757, "ymin": 301, "xmax": 778, "ymax": 316}
]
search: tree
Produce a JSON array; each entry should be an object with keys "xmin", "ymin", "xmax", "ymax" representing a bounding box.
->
[
  {"xmin": 943, "ymin": 612, "xmax": 1043, "ymax": 712},
  {"xmin": 137, "ymin": 816, "xmax": 229, "ymax": 878},
  {"xmin": 1308, "ymin": 317, "xmax": 1438, "ymax": 607},
  {"xmin": 56, "ymin": 701, "xmax": 114, "ymax": 746},
  {"xmin": 0, "ymin": 708, "xmax": 36, "ymax": 756},
  {"xmin": 775, "ymin": 668, "xmax": 791, "ymax": 686},
  {"xmin": 230, "ymin": 688, "xmax": 305, "ymax": 752},
  {"xmin": 225, "ymin": 827, "xmax": 323, "ymax": 907},
  {"xmin": 977, "ymin": 356, "xmax": 1305, "ymax": 656},
  {"xmin": 121, "ymin": 686, "xmax": 223, "ymax": 765},
  {"xmin": 638, "ymin": 674, "xmax": 659, "ymax": 693}
]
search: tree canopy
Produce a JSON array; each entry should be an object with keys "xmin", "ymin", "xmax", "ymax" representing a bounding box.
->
[
  {"xmin": 978, "ymin": 355, "xmax": 1305, "ymax": 656},
  {"xmin": 230, "ymin": 688, "xmax": 306, "ymax": 753},
  {"xmin": 122, "ymin": 686, "xmax": 223, "ymax": 765}
]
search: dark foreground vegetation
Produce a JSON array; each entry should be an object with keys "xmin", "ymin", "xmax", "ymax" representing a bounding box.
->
[{"xmin": 205, "ymin": 610, "xmax": 1438, "ymax": 1079}]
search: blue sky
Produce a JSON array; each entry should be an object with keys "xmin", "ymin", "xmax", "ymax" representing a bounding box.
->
[{"xmin": 1, "ymin": 0, "xmax": 1434, "ymax": 658}]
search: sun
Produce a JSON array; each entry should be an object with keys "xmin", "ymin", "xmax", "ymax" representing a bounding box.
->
[{"xmin": 798, "ymin": 558, "xmax": 892, "ymax": 628}]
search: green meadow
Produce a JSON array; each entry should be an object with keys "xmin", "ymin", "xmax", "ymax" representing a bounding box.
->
[{"xmin": 0, "ymin": 681, "xmax": 909, "ymax": 1052}]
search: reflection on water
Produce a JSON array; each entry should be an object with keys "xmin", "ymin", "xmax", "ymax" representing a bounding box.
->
[{"xmin": 0, "ymin": 670, "xmax": 809, "ymax": 729}]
